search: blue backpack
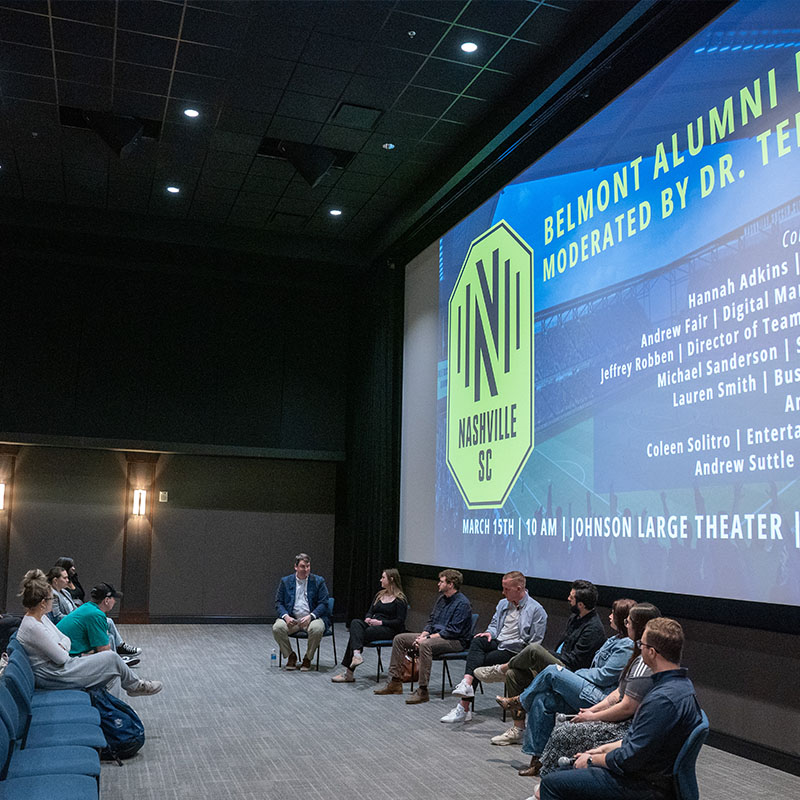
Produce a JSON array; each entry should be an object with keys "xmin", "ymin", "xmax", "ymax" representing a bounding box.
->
[{"xmin": 87, "ymin": 688, "xmax": 145, "ymax": 762}]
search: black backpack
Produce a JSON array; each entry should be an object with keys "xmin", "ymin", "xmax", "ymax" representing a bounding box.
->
[{"xmin": 87, "ymin": 687, "xmax": 146, "ymax": 763}]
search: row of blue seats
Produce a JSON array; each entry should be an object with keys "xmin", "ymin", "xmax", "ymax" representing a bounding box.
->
[{"xmin": 0, "ymin": 642, "xmax": 102, "ymax": 799}]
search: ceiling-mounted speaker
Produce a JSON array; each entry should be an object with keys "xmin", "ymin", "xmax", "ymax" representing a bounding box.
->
[
  {"xmin": 83, "ymin": 110, "xmax": 144, "ymax": 158},
  {"xmin": 281, "ymin": 141, "xmax": 336, "ymax": 188}
]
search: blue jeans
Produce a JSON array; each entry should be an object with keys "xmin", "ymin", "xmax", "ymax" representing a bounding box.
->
[
  {"xmin": 520, "ymin": 665, "xmax": 608, "ymax": 756},
  {"xmin": 540, "ymin": 766, "xmax": 667, "ymax": 800}
]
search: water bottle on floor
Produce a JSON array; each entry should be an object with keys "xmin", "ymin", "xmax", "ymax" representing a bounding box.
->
[{"xmin": 270, "ymin": 648, "xmax": 277, "ymax": 668}]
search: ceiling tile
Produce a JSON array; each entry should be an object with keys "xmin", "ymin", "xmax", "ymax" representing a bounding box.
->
[
  {"xmin": 240, "ymin": 23, "xmax": 310, "ymax": 63},
  {"xmin": 277, "ymin": 92, "xmax": 338, "ymax": 124},
  {"xmin": 395, "ymin": 86, "xmax": 455, "ymax": 118},
  {"xmin": 63, "ymin": 166, "xmax": 106, "ymax": 189},
  {"xmin": 413, "ymin": 58, "xmax": 481, "ymax": 93},
  {"xmin": 117, "ymin": 1, "xmax": 183, "ymax": 38},
  {"xmin": 455, "ymin": 1, "xmax": 535, "ymax": 35},
  {"xmin": 334, "ymin": 171, "xmax": 384, "ymax": 193},
  {"xmin": 181, "ymin": 6, "xmax": 248, "ymax": 49},
  {"xmin": 56, "ymin": 51, "xmax": 111, "ymax": 85},
  {"xmin": 0, "ymin": 8, "xmax": 52, "ymax": 48},
  {"xmin": 199, "ymin": 169, "xmax": 246, "ymax": 191},
  {"xmin": 1, "ymin": 71, "xmax": 56, "ymax": 103},
  {"xmin": 314, "ymin": 125, "xmax": 371, "ymax": 151},
  {"xmin": 516, "ymin": 2, "xmax": 576, "ymax": 45},
  {"xmin": 442, "ymin": 95, "xmax": 487, "ymax": 125},
  {"xmin": 170, "ymin": 73, "xmax": 226, "ymax": 104},
  {"xmin": 52, "ymin": 18, "xmax": 113, "ymax": 59},
  {"xmin": 115, "ymin": 31, "xmax": 178, "ymax": 69},
  {"xmin": 275, "ymin": 196, "xmax": 319, "ymax": 216},
  {"xmin": 227, "ymin": 203, "xmax": 270, "ymax": 227},
  {"xmin": 301, "ymin": 32, "xmax": 363, "ymax": 72},
  {"xmin": 487, "ymin": 38, "xmax": 542, "ymax": 75},
  {"xmin": 310, "ymin": 1, "xmax": 392, "ymax": 42},
  {"xmin": 204, "ymin": 150, "xmax": 252, "ymax": 173},
  {"xmin": 356, "ymin": 46, "xmax": 425, "ymax": 83},
  {"xmin": 115, "ymin": 61, "xmax": 171, "ymax": 95},
  {"xmin": 24, "ymin": 178, "xmax": 65, "ymax": 203},
  {"xmin": 466, "ymin": 68, "xmax": 513, "ymax": 100},
  {"xmin": 210, "ymin": 130, "xmax": 260, "ymax": 157},
  {"xmin": 267, "ymin": 116, "xmax": 322, "ymax": 145},
  {"xmin": 18, "ymin": 159, "xmax": 62, "ymax": 180},
  {"xmin": 112, "ymin": 90, "xmax": 167, "ymax": 120},
  {"xmin": 175, "ymin": 42, "xmax": 233, "ymax": 78},
  {"xmin": 432, "ymin": 28, "xmax": 508, "ymax": 67},
  {"xmin": 423, "ymin": 119, "xmax": 465, "ymax": 145},
  {"xmin": 193, "ymin": 184, "xmax": 238, "ymax": 205},
  {"xmin": 51, "ymin": 0, "xmax": 116, "ymax": 27},
  {"xmin": 346, "ymin": 152, "xmax": 398, "ymax": 177},
  {"xmin": 217, "ymin": 107, "xmax": 272, "ymax": 136},
  {"xmin": 0, "ymin": 42, "xmax": 53, "ymax": 76},
  {"xmin": 374, "ymin": 111, "xmax": 433, "ymax": 139},
  {"xmin": 377, "ymin": 12, "xmax": 451, "ymax": 56},
  {"xmin": 241, "ymin": 173, "xmax": 290, "ymax": 196},
  {"xmin": 287, "ymin": 63, "xmax": 351, "ymax": 99},
  {"xmin": 247, "ymin": 157, "xmax": 296, "ymax": 180},
  {"xmin": 234, "ymin": 190, "xmax": 279, "ymax": 208},
  {"xmin": 398, "ymin": 2, "xmax": 469, "ymax": 23},
  {"xmin": 58, "ymin": 80, "xmax": 113, "ymax": 111}
]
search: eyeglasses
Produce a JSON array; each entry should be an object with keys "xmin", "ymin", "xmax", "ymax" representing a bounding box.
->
[
  {"xmin": 624, "ymin": 617, "xmax": 631, "ymax": 625},
  {"xmin": 636, "ymin": 639, "xmax": 660, "ymax": 654}
]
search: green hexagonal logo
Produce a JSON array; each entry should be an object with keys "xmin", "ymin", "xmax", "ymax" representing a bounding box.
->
[{"xmin": 446, "ymin": 220, "xmax": 534, "ymax": 509}]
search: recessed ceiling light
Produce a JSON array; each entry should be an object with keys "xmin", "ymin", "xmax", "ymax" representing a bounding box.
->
[
  {"xmin": 461, "ymin": 42, "xmax": 478, "ymax": 53},
  {"xmin": 166, "ymin": 186, "xmax": 180, "ymax": 194},
  {"xmin": 329, "ymin": 209, "xmax": 342, "ymax": 216},
  {"xmin": 382, "ymin": 142, "xmax": 396, "ymax": 150},
  {"xmin": 183, "ymin": 108, "xmax": 200, "ymax": 118}
]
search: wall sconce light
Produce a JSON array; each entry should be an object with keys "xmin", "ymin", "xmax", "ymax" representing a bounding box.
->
[
  {"xmin": 0, "ymin": 483, "xmax": 5, "ymax": 510},
  {"xmin": 132, "ymin": 489, "xmax": 147, "ymax": 516}
]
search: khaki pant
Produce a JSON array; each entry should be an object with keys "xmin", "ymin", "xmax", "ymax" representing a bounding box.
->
[
  {"xmin": 388, "ymin": 633, "xmax": 465, "ymax": 687},
  {"xmin": 505, "ymin": 643, "xmax": 564, "ymax": 696},
  {"xmin": 272, "ymin": 618, "xmax": 325, "ymax": 660}
]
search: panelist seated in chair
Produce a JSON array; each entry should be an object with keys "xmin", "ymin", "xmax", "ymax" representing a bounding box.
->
[
  {"xmin": 331, "ymin": 568, "xmax": 407, "ymax": 683},
  {"xmin": 536, "ymin": 618, "xmax": 702, "ymax": 800},
  {"xmin": 441, "ymin": 570, "xmax": 547, "ymax": 724},
  {"xmin": 273, "ymin": 552, "xmax": 331, "ymax": 672},
  {"xmin": 374, "ymin": 568, "xmax": 472, "ymax": 705},
  {"xmin": 16, "ymin": 570, "xmax": 161, "ymax": 697}
]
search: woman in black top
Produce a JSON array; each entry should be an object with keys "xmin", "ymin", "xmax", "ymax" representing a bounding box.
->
[
  {"xmin": 54, "ymin": 557, "xmax": 84, "ymax": 604},
  {"xmin": 332, "ymin": 568, "xmax": 408, "ymax": 683}
]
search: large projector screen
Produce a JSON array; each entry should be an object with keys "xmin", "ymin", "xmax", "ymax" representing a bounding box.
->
[{"xmin": 401, "ymin": 0, "xmax": 800, "ymax": 608}]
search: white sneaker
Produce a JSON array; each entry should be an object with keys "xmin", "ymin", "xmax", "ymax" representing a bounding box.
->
[
  {"xmin": 441, "ymin": 704, "xmax": 473, "ymax": 723},
  {"xmin": 126, "ymin": 680, "xmax": 162, "ymax": 697},
  {"xmin": 474, "ymin": 664, "xmax": 506, "ymax": 683},
  {"xmin": 451, "ymin": 678, "xmax": 475, "ymax": 697},
  {"xmin": 490, "ymin": 725, "xmax": 523, "ymax": 745}
]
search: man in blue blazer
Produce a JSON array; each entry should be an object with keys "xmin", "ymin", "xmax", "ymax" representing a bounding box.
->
[{"xmin": 273, "ymin": 553, "xmax": 331, "ymax": 671}]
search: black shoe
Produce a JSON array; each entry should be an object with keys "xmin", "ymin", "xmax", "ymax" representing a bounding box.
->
[
  {"xmin": 117, "ymin": 643, "xmax": 142, "ymax": 656},
  {"xmin": 121, "ymin": 656, "xmax": 141, "ymax": 668}
]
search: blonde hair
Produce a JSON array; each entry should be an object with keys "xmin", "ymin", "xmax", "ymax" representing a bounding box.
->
[{"xmin": 18, "ymin": 569, "xmax": 52, "ymax": 609}]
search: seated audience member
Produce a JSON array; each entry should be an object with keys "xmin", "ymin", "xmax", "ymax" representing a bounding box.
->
[
  {"xmin": 16, "ymin": 570, "xmax": 161, "ymax": 696},
  {"xmin": 332, "ymin": 568, "xmax": 408, "ymax": 683},
  {"xmin": 374, "ymin": 568, "xmax": 472, "ymax": 704},
  {"xmin": 536, "ymin": 602, "xmax": 661, "ymax": 778},
  {"xmin": 273, "ymin": 552, "xmax": 331, "ymax": 671},
  {"xmin": 537, "ymin": 618, "xmax": 702, "ymax": 800},
  {"xmin": 512, "ymin": 598, "xmax": 637, "ymax": 776},
  {"xmin": 440, "ymin": 570, "xmax": 547, "ymax": 723},
  {"xmin": 47, "ymin": 566, "xmax": 141, "ymax": 660},
  {"xmin": 476, "ymin": 580, "xmax": 607, "ymax": 745},
  {"xmin": 54, "ymin": 556, "xmax": 84, "ymax": 604}
]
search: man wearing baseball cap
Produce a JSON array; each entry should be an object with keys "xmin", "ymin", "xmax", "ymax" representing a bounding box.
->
[{"xmin": 57, "ymin": 582, "xmax": 130, "ymax": 658}]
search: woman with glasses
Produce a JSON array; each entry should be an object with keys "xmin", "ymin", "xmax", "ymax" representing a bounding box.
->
[{"xmin": 534, "ymin": 601, "xmax": 661, "ymax": 780}]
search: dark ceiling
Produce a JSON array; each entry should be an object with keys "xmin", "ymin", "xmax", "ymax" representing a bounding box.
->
[{"xmin": 0, "ymin": 0, "xmax": 731, "ymax": 272}]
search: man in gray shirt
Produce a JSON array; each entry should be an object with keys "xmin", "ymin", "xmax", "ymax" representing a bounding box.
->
[{"xmin": 440, "ymin": 571, "xmax": 547, "ymax": 724}]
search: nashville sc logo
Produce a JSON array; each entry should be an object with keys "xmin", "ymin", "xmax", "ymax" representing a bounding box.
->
[{"xmin": 447, "ymin": 220, "xmax": 534, "ymax": 509}]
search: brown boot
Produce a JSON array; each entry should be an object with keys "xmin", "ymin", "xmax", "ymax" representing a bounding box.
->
[
  {"xmin": 405, "ymin": 686, "xmax": 429, "ymax": 704},
  {"xmin": 284, "ymin": 652, "xmax": 298, "ymax": 671},
  {"xmin": 299, "ymin": 656, "xmax": 312, "ymax": 671},
  {"xmin": 374, "ymin": 679, "xmax": 403, "ymax": 695},
  {"xmin": 495, "ymin": 694, "xmax": 522, "ymax": 712},
  {"xmin": 518, "ymin": 756, "xmax": 542, "ymax": 777}
]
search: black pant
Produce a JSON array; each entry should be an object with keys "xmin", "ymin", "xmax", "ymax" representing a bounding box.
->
[
  {"xmin": 342, "ymin": 619, "xmax": 397, "ymax": 669},
  {"xmin": 463, "ymin": 636, "xmax": 515, "ymax": 676}
]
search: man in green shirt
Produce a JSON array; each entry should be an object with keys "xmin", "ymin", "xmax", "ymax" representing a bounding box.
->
[{"xmin": 57, "ymin": 582, "xmax": 125, "ymax": 657}]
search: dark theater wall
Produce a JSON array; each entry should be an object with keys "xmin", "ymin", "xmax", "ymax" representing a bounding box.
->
[
  {"xmin": 0, "ymin": 252, "xmax": 349, "ymax": 454},
  {"xmin": 2, "ymin": 447, "xmax": 337, "ymax": 618}
]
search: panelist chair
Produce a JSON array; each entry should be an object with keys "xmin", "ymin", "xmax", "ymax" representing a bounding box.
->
[
  {"xmin": 410, "ymin": 613, "xmax": 480, "ymax": 694},
  {"xmin": 673, "ymin": 710, "xmax": 710, "ymax": 800},
  {"xmin": 278, "ymin": 597, "xmax": 337, "ymax": 670}
]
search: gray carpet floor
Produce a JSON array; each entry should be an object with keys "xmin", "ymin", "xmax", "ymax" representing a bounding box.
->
[{"xmin": 102, "ymin": 624, "xmax": 798, "ymax": 799}]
